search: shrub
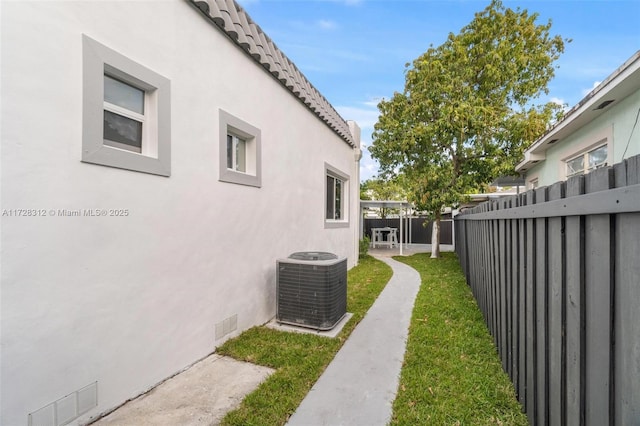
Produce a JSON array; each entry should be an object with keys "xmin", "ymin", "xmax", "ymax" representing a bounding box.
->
[{"xmin": 359, "ymin": 236, "xmax": 371, "ymax": 258}]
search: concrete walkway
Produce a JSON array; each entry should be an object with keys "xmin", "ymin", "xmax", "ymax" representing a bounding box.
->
[{"xmin": 286, "ymin": 255, "xmax": 422, "ymax": 426}]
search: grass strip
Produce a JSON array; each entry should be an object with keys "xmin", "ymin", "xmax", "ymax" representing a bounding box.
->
[
  {"xmin": 217, "ymin": 255, "xmax": 393, "ymax": 426},
  {"xmin": 391, "ymin": 252, "xmax": 528, "ymax": 425}
]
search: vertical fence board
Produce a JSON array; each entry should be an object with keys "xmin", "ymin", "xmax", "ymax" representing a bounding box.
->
[
  {"xmin": 504, "ymin": 199, "xmax": 513, "ymax": 380},
  {"xmin": 511, "ymin": 197, "xmax": 520, "ymax": 391},
  {"xmin": 499, "ymin": 200, "xmax": 508, "ymax": 373},
  {"xmin": 565, "ymin": 175, "xmax": 585, "ymax": 426},
  {"xmin": 518, "ymin": 193, "xmax": 527, "ymax": 406},
  {"xmin": 453, "ymin": 154, "xmax": 640, "ymax": 426},
  {"xmin": 491, "ymin": 201, "xmax": 499, "ymax": 346},
  {"xmin": 584, "ymin": 167, "xmax": 615, "ymax": 425},
  {"xmin": 525, "ymin": 190, "xmax": 537, "ymax": 424},
  {"xmin": 535, "ymin": 186, "xmax": 549, "ymax": 425},
  {"xmin": 614, "ymin": 157, "xmax": 640, "ymax": 425},
  {"xmin": 482, "ymin": 204, "xmax": 489, "ymax": 324},
  {"xmin": 548, "ymin": 181, "xmax": 566, "ymax": 425},
  {"xmin": 493, "ymin": 203, "xmax": 507, "ymax": 354}
]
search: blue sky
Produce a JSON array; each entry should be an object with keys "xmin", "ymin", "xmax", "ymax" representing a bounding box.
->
[{"xmin": 236, "ymin": 0, "xmax": 640, "ymax": 181}]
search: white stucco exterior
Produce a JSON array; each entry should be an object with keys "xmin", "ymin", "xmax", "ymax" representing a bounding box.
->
[{"xmin": 0, "ymin": 2, "xmax": 360, "ymax": 425}]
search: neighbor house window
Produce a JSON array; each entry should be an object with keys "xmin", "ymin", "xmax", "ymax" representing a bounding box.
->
[
  {"xmin": 82, "ymin": 35, "xmax": 171, "ymax": 176},
  {"xmin": 325, "ymin": 164, "xmax": 349, "ymax": 228},
  {"xmin": 219, "ymin": 110, "xmax": 261, "ymax": 187},
  {"xmin": 566, "ymin": 144, "xmax": 608, "ymax": 178}
]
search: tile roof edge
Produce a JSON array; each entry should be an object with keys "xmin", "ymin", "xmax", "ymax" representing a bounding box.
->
[{"xmin": 189, "ymin": 0, "xmax": 356, "ymax": 147}]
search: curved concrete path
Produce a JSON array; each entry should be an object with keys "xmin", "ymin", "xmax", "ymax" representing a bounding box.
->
[{"xmin": 287, "ymin": 255, "xmax": 421, "ymax": 426}]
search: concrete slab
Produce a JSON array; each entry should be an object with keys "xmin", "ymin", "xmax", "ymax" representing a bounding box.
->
[
  {"xmin": 92, "ymin": 354, "xmax": 274, "ymax": 426},
  {"xmin": 265, "ymin": 313, "xmax": 353, "ymax": 338},
  {"xmin": 286, "ymin": 255, "xmax": 421, "ymax": 426}
]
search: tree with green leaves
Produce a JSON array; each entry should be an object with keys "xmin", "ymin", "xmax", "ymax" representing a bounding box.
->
[
  {"xmin": 370, "ymin": 0, "xmax": 566, "ymax": 257},
  {"xmin": 360, "ymin": 177, "xmax": 408, "ymax": 218}
]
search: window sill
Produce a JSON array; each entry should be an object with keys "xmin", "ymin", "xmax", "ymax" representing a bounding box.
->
[
  {"xmin": 219, "ymin": 168, "xmax": 261, "ymax": 187},
  {"xmin": 325, "ymin": 220, "xmax": 350, "ymax": 229}
]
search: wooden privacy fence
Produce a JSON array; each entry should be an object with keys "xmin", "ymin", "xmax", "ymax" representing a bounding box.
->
[
  {"xmin": 364, "ymin": 217, "xmax": 453, "ymax": 245},
  {"xmin": 454, "ymin": 154, "xmax": 640, "ymax": 426}
]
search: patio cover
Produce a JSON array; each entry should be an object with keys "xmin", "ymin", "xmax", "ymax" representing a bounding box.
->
[{"xmin": 360, "ymin": 200, "xmax": 412, "ymax": 255}]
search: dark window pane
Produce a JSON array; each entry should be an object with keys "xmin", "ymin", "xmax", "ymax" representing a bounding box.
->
[
  {"xmin": 335, "ymin": 178, "xmax": 342, "ymax": 220},
  {"xmin": 326, "ymin": 175, "xmax": 335, "ymax": 220},
  {"xmin": 103, "ymin": 110, "xmax": 142, "ymax": 149},
  {"xmin": 227, "ymin": 135, "xmax": 233, "ymax": 169}
]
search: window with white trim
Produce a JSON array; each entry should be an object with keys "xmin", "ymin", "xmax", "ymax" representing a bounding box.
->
[
  {"xmin": 226, "ymin": 134, "xmax": 247, "ymax": 173},
  {"xmin": 566, "ymin": 144, "xmax": 608, "ymax": 178},
  {"xmin": 326, "ymin": 174, "xmax": 343, "ymax": 220},
  {"xmin": 219, "ymin": 110, "xmax": 261, "ymax": 187},
  {"xmin": 82, "ymin": 35, "xmax": 171, "ymax": 176},
  {"xmin": 103, "ymin": 75, "xmax": 146, "ymax": 153},
  {"xmin": 325, "ymin": 165, "xmax": 349, "ymax": 228}
]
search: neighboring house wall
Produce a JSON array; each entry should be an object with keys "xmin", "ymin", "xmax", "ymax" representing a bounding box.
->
[
  {"xmin": 0, "ymin": 2, "xmax": 360, "ymax": 425},
  {"xmin": 525, "ymin": 89, "xmax": 640, "ymax": 186},
  {"xmin": 518, "ymin": 51, "xmax": 640, "ymax": 189}
]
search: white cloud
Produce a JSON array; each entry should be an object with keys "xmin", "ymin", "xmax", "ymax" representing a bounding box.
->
[
  {"xmin": 550, "ymin": 97, "xmax": 565, "ymax": 106},
  {"xmin": 581, "ymin": 80, "xmax": 601, "ymax": 97},
  {"xmin": 359, "ymin": 148, "xmax": 380, "ymax": 182},
  {"xmin": 317, "ymin": 19, "xmax": 337, "ymax": 30},
  {"xmin": 335, "ymin": 100, "xmax": 383, "ymax": 181},
  {"xmin": 327, "ymin": 0, "xmax": 364, "ymax": 5},
  {"xmin": 362, "ymin": 98, "xmax": 381, "ymax": 108},
  {"xmin": 335, "ymin": 105, "xmax": 379, "ymax": 130}
]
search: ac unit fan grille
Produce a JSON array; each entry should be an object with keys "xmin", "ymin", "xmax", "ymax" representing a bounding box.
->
[{"xmin": 276, "ymin": 256, "xmax": 347, "ymax": 330}]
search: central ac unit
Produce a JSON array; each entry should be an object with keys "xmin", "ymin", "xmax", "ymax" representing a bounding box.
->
[{"xmin": 276, "ymin": 252, "xmax": 347, "ymax": 331}]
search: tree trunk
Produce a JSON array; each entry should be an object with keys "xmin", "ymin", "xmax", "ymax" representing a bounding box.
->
[{"xmin": 431, "ymin": 217, "xmax": 441, "ymax": 259}]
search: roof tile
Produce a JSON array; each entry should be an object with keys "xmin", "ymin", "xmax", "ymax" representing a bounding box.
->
[{"xmin": 191, "ymin": 0, "xmax": 355, "ymax": 146}]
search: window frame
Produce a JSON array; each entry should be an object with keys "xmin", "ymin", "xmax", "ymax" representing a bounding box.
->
[
  {"xmin": 103, "ymin": 75, "xmax": 146, "ymax": 153},
  {"xmin": 226, "ymin": 134, "xmax": 247, "ymax": 173},
  {"xmin": 325, "ymin": 164, "xmax": 349, "ymax": 228},
  {"xmin": 82, "ymin": 34, "xmax": 171, "ymax": 176},
  {"xmin": 219, "ymin": 109, "xmax": 261, "ymax": 187},
  {"xmin": 565, "ymin": 143, "xmax": 608, "ymax": 178}
]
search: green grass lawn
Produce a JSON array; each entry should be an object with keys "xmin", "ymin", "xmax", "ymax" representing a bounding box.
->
[
  {"xmin": 217, "ymin": 255, "xmax": 393, "ymax": 426},
  {"xmin": 217, "ymin": 252, "xmax": 526, "ymax": 426},
  {"xmin": 390, "ymin": 252, "xmax": 528, "ymax": 425}
]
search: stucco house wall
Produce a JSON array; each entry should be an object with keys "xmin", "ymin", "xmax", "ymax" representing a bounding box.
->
[
  {"xmin": 518, "ymin": 51, "xmax": 640, "ymax": 188},
  {"xmin": 0, "ymin": 1, "xmax": 360, "ymax": 425},
  {"xmin": 525, "ymin": 88, "xmax": 640, "ymax": 186}
]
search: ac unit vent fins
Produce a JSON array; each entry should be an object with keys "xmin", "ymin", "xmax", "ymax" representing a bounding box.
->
[{"xmin": 276, "ymin": 252, "xmax": 347, "ymax": 331}]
